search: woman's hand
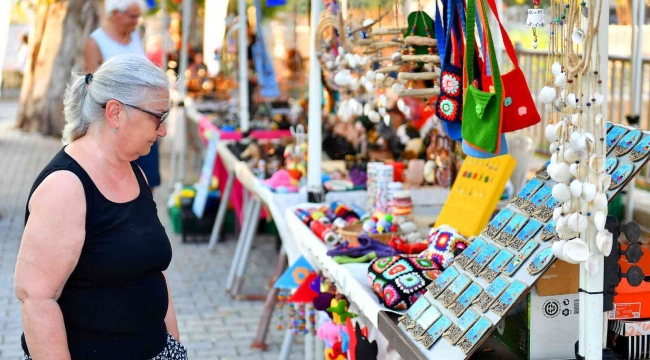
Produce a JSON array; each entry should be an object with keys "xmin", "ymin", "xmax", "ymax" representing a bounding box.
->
[{"xmin": 15, "ymin": 171, "xmax": 86, "ymax": 360}]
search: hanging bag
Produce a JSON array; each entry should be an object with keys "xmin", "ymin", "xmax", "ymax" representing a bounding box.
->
[
  {"xmin": 435, "ymin": 0, "xmax": 466, "ymax": 125},
  {"xmin": 461, "ymin": 0, "xmax": 504, "ymax": 154}
]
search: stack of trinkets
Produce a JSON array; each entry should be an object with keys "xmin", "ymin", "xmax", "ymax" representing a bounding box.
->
[{"xmin": 538, "ymin": 0, "xmax": 611, "ymax": 273}]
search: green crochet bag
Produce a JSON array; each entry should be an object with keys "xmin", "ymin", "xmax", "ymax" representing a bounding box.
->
[{"xmin": 461, "ymin": 0, "xmax": 503, "ymax": 154}]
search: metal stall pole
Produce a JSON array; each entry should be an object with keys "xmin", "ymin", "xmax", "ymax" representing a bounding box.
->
[
  {"xmin": 306, "ymin": 0, "xmax": 323, "ymax": 203},
  {"xmin": 207, "ymin": 171, "xmax": 236, "ymax": 250},
  {"xmin": 238, "ymin": 0, "xmax": 250, "ymax": 132}
]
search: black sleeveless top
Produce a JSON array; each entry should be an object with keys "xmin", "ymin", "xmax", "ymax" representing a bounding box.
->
[{"xmin": 22, "ymin": 148, "xmax": 172, "ymax": 359}]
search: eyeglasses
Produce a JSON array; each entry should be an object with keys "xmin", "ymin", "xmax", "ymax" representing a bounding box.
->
[
  {"xmin": 120, "ymin": 11, "xmax": 141, "ymax": 20},
  {"xmin": 102, "ymin": 101, "xmax": 170, "ymax": 129}
]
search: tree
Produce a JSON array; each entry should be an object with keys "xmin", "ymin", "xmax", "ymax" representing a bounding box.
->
[{"xmin": 16, "ymin": 0, "xmax": 100, "ymax": 136}]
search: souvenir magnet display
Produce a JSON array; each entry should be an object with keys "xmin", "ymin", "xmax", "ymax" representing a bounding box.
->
[
  {"xmin": 426, "ymin": 265, "xmax": 460, "ymax": 298},
  {"xmin": 474, "ymin": 276, "xmax": 510, "ymax": 312},
  {"xmin": 438, "ymin": 273, "xmax": 472, "ymax": 307},
  {"xmin": 540, "ymin": 220, "xmax": 559, "ymax": 242},
  {"xmin": 398, "ymin": 295, "xmax": 431, "ymax": 327},
  {"xmin": 614, "ymin": 129, "xmax": 642, "ymax": 156},
  {"xmin": 533, "ymin": 195, "xmax": 560, "ymax": 222},
  {"xmin": 457, "ymin": 316, "xmax": 493, "ymax": 354},
  {"xmin": 482, "ymin": 209, "xmax": 514, "ymax": 240},
  {"xmin": 443, "ymin": 308, "xmax": 480, "ymax": 345},
  {"xmin": 450, "ymin": 283, "xmax": 484, "ymax": 317},
  {"xmin": 406, "ymin": 305, "xmax": 442, "ymax": 338},
  {"xmin": 494, "ymin": 213, "xmax": 528, "ymax": 246},
  {"xmin": 527, "ymin": 247, "xmax": 555, "ymax": 275},
  {"xmin": 511, "ymin": 178, "xmax": 543, "ymax": 209},
  {"xmin": 453, "ymin": 237, "xmax": 488, "ymax": 269},
  {"xmin": 503, "ymin": 240, "xmax": 539, "ymax": 276},
  {"xmin": 509, "ymin": 218, "xmax": 543, "ymax": 251},
  {"xmin": 466, "ymin": 243, "xmax": 500, "ymax": 277},
  {"xmin": 605, "ymin": 157, "xmax": 618, "ymax": 175},
  {"xmin": 629, "ymin": 135, "xmax": 650, "ymax": 162},
  {"xmin": 522, "ymin": 185, "xmax": 551, "ymax": 216},
  {"xmin": 479, "ymin": 249, "xmax": 514, "ymax": 283},
  {"xmin": 416, "ymin": 315, "xmax": 453, "ymax": 349},
  {"xmin": 609, "ymin": 163, "xmax": 635, "ymax": 190},
  {"xmin": 490, "ymin": 280, "xmax": 527, "ymax": 316},
  {"xmin": 606, "ymin": 126, "xmax": 628, "ymax": 154},
  {"xmin": 535, "ymin": 161, "xmax": 550, "ymax": 180}
]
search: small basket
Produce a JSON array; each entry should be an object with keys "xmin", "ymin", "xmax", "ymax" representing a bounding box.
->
[
  {"xmin": 338, "ymin": 223, "xmax": 396, "ymax": 246},
  {"xmin": 338, "ymin": 223, "xmax": 363, "ymax": 247}
]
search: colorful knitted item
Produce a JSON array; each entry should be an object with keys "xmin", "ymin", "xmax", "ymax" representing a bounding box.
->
[
  {"xmin": 419, "ymin": 225, "xmax": 471, "ymax": 268},
  {"xmin": 367, "ymin": 255, "xmax": 442, "ymax": 310}
]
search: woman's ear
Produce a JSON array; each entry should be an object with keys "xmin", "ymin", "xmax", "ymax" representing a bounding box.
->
[{"xmin": 104, "ymin": 99, "xmax": 122, "ymax": 129}]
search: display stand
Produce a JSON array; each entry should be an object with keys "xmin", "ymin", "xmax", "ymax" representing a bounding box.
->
[{"xmin": 388, "ymin": 121, "xmax": 650, "ymax": 359}]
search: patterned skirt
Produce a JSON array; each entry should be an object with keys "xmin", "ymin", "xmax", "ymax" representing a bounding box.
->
[{"xmin": 24, "ymin": 333, "xmax": 187, "ymax": 360}]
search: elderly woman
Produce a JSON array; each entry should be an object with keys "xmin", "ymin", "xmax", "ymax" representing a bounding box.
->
[
  {"xmin": 85, "ymin": 0, "xmax": 163, "ymax": 192},
  {"xmin": 14, "ymin": 54, "xmax": 185, "ymax": 360}
]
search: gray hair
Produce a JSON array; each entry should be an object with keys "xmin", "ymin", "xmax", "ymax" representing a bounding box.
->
[
  {"xmin": 62, "ymin": 54, "xmax": 170, "ymax": 144},
  {"xmin": 105, "ymin": 0, "xmax": 146, "ymax": 14}
]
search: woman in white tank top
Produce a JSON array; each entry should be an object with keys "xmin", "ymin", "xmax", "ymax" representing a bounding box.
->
[{"xmin": 84, "ymin": 0, "xmax": 163, "ymax": 190}]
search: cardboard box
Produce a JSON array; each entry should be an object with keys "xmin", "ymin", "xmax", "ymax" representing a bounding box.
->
[
  {"xmin": 493, "ymin": 287, "xmax": 579, "ymax": 360},
  {"xmin": 536, "ymin": 261, "xmax": 580, "ymax": 296}
]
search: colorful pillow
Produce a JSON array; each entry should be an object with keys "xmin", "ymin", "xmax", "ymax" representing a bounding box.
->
[
  {"xmin": 420, "ymin": 225, "xmax": 471, "ymax": 268},
  {"xmin": 367, "ymin": 255, "xmax": 442, "ymax": 310}
]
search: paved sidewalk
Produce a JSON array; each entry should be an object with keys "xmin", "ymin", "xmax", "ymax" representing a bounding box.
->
[{"xmin": 0, "ymin": 99, "xmax": 302, "ymax": 360}]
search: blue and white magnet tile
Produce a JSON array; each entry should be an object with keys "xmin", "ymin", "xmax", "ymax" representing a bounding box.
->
[
  {"xmin": 479, "ymin": 249, "xmax": 514, "ymax": 283},
  {"xmin": 606, "ymin": 126, "xmax": 629, "ymax": 154},
  {"xmin": 482, "ymin": 209, "xmax": 515, "ymax": 240},
  {"xmin": 609, "ymin": 163, "xmax": 635, "ymax": 190},
  {"xmin": 533, "ymin": 195, "xmax": 560, "ymax": 222},
  {"xmin": 527, "ymin": 247, "xmax": 555, "ymax": 275},
  {"xmin": 511, "ymin": 178, "xmax": 544, "ymax": 208},
  {"xmin": 443, "ymin": 308, "xmax": 480, "ymax": 345},
  {"xmin": 494, "ymin": 213, "xmax": 528, "ymax": 246},
  {"xmin": 417, "ymin": 315, "xmax": 453, "ymax": 349},
  {"xmin": 399, "ymin": 295, "xmax": 431, "ymax": 327},
  {"xmin": 450, "ymin": 283, "xmax": 484, "ymax": 317},
  {"xmin": 522, "ymin": 185, "xmax": 551, "ymax": 215},
  {"xmin": 502, "ymin": 240, "xmax": 539, "ymax": 277},
  {"xmin": 453, "ymin": 236, "xmax": 488, "ymax": 269},
  {"xmin": 614, "ymin": 129, "xmax": 642, "ymax": 156},
  {"xmin": 605, "ymin": 157, "xmax": 618, "ymax": 175},
  {"xmin": 535, "ymin": 160, "xmax": 551, "ymax": 180},
  {"xmin": 426, "ymin": 265, "xmax": 460, "ymax": 297},
  {"xmin": 540, "ymin": 220, "xmax": 558, "ymax": 242},
  {"xmin": 438, "ymin": 273, "xmax": 472, "ymax": 307},
  {"xmin": 509, "ymin": 218, "xmax": 543, "ymax": 251},
  {"xmin": 474, "ymin": 276, "xmax": 510, "ymax": 312},
  {"xmin": 406, "ymin": 304, "xmax": 442, "ymax": 337},
  {"xmin": 490, "ymin": 280, "xmax": 528, "ymax": 316},
  {"xmin": 457, "ymin": 316, "xmax": 493, "ymax": 354},
  {"xmin": 629, "ymin": 135, "xmax": 650, "ymax": 162},
  {"xmin": 467, "ymin": 243, "xmax": 501, "ymax": 277}
]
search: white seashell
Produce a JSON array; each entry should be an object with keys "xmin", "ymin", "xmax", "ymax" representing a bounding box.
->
[
  {"xmin": 572, "ymin": 28, "xmax": 585, "ymax": 44},
  {"xmin": 545, "ymin": 124, "xmax": 559, "ymax": 142},
  {"xmin": 570, "ymin": 180, "xmax": 583, "ymax": 197},
  {"xmin": 564, "ymin": 147, "xmax": 579, "ymax": 163},
  {"xmin": 366, "ymin": 70, "xmax": 376, "ymax": 81},
  {"xmin": 563, "ymin": 238, "xmax": 590, "ymax": 264},
  {"xmin": 375, "ymin": 73, "xmax": 386, "ymax": 83},
  {"xmin": 598, "ymin": 174, "xmax": 611, "ymax": 191},
  {"xmin": 383, "ymin": 114, "xmax": 391, "ymax": 126},
  {"xmin": 553, "ymin": 207, "xmax": 563, "ymax": 221},
  {"xmin": 368, "ymin": 110, "xmax": 380, "ymax": 123},
  {"xmin": 593, "ymin": 93, "xmax": 604, "ymax": 106},
  {"xmin": 365, "ymin": 82, "xmax": 375, "ymax": 92},
  {"xmin": 571, "ymin": 113, "xmax": 580, "ymax": 126},
  {"xmin": 576, "ymin": 148, "xmax": 589, "ymax": 160},
  {"xmin": 569, "ymin": 132, "xmax": 586, "ymax": 150},
  {"xmin": 590, "ymin": 154, "xmax": 606, "ymax": 173},
  {"xmin": 550, "ymin": 141, "xmax": 560, "ymax": 154},
  {"xmin": 380, "ymin": 94, "xmax": 388, "ymax": 106},
  {"xmin": 585, "ymin": 255, "xmax": 599, "ymax": 276},
  {"xmin": 562, "ymin": 199, "xmax": 573, "ymax": 213},
  {"xmin": 596, "ymin": 230, "xmax": 613, "ymax": 256},
  {"xmin": 554, "ymin": 99, "xmax": 564, "ymax": 112},
  {"xmin": 391, "ymin": 83, "xmax": 405, "ymax": 94},
  {"xmin": 539, "ymin": 86, "xmax": 557, "ymax": 104},
  {"xmin": 348, "ymin": 56, "xmax": 357, "ymax": 68},
  {"xmin": 581, "ymin": 182, "xmax": 597, "ymax": 202},
  {"xmin": 592, "ymin": 192, "xmax": 608, "ymax": 211},
  {"xmin": 551, "ymin": 62, "xmax": 563, "ymax": 76},
  {"xmin": 556, "ymin": 121, "xmax": 567, "ymax": 139},
  {"xmin": 585, "ymin": 132, "xmax": 595, "ymax": 144},
  {"xmin": 595, "ymin": 113, "xmax": 605, "ymax": 128},
  {"xmin": 363, "ymin": 103, "xmax": 372, "ymax": 116},
  {"xmin": 550, "ymin": 162, "xmax": 571, "ymax": 183},
  {"xmin": 378, "ymin": 107, "xmax": 387, "ymax": 117},
  {"xmin": 594, "ymin": 211, "xmax": 606, "ymax": 232},
  {"xmin": 553, "ymin": 183, "xmax": 572, "ymax": 201},
  {"xmin": 568, "ymin": 212, "xmax": 588, "ymax": 232},
  {"xmin": 570, "ymin": 163, "xmax": 579, "ymax": 177},
  {"xmin": 552, "ymin": 240, "xmax": 568, "ymax": 260},
  {"xmin": 555, "ymin": 72, "xmax": 567, "ymax": 88},
  {"xmin": 334, "ymin": 72, "xmax": 349, "ymax": 86},
  {"xmin": 363, "ymin": 19, "xmax": 375, "ymax": 27},
  {"xmin": 567, "ymin": 93, "xmax": 578, "ymax": 108}
]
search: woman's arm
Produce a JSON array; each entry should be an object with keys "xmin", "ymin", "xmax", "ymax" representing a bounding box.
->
[
  {"xmin": 162, "ymin": 272, "xmax": 180, "ymax": 342},
  {"xmin": 84, "ymin": 38, "xmax": 102, "ymax": 73},
  {"xmin": 14, "ymin": 171, "xmax": 86, "ymax": 360}
]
